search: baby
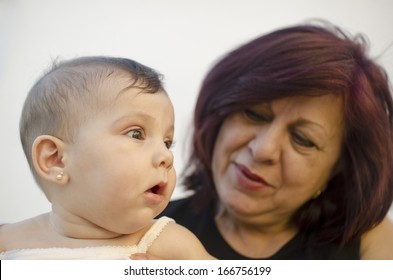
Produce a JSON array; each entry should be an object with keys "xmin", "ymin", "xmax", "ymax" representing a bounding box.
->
[{"xmin": 0, "ymin": 56, "xmax": 215, "ymax": 260}]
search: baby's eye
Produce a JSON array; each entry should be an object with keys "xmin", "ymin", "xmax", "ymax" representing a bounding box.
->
[
  {"xmin": 164, "ymin": 140, "xmax": 174, "ymax": 149},
  {"xmin": 127, "ymin": 129, "xmax": 144, "ymax": 140}
]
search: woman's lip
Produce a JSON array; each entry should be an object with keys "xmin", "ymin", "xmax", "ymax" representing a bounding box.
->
[{"xmin": 234, "ymin": 163, "xmax": 271, "ymax": 190}]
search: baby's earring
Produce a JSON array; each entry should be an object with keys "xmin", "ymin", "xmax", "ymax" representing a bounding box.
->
[{"xmin": 56, "ymin": 171, "xmax": 64, "ymax": 181}]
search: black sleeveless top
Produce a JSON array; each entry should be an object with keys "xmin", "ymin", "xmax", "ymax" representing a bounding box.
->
[{"xmin": 160, "ymin": 196, "xmax": 360, "ymax": 259}]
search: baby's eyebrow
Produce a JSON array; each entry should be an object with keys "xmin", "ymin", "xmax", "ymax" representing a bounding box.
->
[
  {"xmin": 112, "ymin": 111, "xmax": 154, "ymax": 126},
  {"xmin": 112, "ymin": 111, "xmax": 175, "ymax": 134}
]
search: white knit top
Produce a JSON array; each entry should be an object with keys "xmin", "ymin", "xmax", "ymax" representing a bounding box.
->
[{"xmin": 0, "ymin": 216, "xmax": 174, "ymax": 260}]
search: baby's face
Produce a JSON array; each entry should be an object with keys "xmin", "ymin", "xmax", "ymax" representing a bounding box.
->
[{"xmin": 62, "ymin": 84, "xmax": 176, "ymax": 235}]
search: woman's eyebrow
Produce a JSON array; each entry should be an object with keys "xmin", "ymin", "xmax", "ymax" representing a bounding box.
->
[{"xmin": 294, "ymin": 118, "xmax": 328, "ymax": 138}]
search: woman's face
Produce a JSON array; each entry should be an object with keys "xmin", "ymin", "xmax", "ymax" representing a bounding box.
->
[{"xmin": 212, "ymin": 94, "xmax": 344, "ymax": 225}]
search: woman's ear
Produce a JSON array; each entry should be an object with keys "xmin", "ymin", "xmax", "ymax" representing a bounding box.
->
[{"xmin": 32, "ymin": 135, "xmax": 69, "ymax": 185}]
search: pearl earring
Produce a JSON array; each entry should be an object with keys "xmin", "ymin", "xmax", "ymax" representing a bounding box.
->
[{"xmin": 56, "ymin": 171, "xmax": 64, "ymax": 181}]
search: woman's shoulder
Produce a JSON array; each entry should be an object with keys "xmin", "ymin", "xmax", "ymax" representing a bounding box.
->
[
  {"xmin": 360, "ymin": 217, "xmax": 393, "ymax": 259},
  {"xmin": 299, "ymin": 234, "xmax": 360, "ymax": 260}
]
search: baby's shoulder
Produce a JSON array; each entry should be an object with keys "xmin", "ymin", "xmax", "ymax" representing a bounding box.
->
[
  {"xmin": 0, "ymin": 215, "xmax": 48, "ymax": 252},
  {"xmin": 0, "ymin": 223, "xmax": 8, "ymax": 251},
  {"xmin": 149, "ymin": 219, "xmax": 215, "ymax": 259},
  {"xmin": 0, "ymin": 222, "xmax": 19, "ymax": 252}
]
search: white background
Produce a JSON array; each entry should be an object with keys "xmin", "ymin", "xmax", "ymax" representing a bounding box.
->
[{"xmin": 1, "ymin": 0, "xmax": 393, "ymax": 223}]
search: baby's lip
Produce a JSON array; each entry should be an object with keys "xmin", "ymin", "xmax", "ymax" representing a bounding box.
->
[
  {"xmin": 145, "ymin": 181, "xmax": 166, "ymax": 195},
  {"xmin": 143, "ymin": 181, "xmax": 167, "ymax": 204}
]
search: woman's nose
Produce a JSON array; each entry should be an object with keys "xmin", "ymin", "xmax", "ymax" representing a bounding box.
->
[
  {"xmin": 248, "ymin": 126, "xmax": 282, "ymax": 164},
  {"xmin": 153, "ymin": 142, "xmax": 174, "ymax": 169}
]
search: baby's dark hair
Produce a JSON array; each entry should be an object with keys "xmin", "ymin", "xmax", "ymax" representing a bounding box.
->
[{"xmin": 20, "ymin": 56, "xmax": 164, "ymax": 183}]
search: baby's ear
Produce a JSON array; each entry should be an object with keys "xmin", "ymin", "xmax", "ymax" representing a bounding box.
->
[{"xmin": 32, "ymin": 135, "xmax": 69, "ymax": 184}]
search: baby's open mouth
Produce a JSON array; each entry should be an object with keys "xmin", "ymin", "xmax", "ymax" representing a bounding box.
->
[
  {"xmin": 146, "ymin": 183, "xmax": 165, "ymax": 195},
  {"xmin": 149, "ymin": 185, "xmax": 160, "ymax": 194},
  {"xmin": 144, "ymin": 182, "xmax": 166, "ymax": 204}
]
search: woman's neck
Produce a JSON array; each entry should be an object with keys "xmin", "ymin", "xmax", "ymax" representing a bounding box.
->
[{"xmin": 215, "ymin": 207, "xmax": 297, "ymax": 258}]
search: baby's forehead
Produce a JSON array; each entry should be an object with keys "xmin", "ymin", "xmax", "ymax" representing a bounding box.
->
[
  {"xmin": 97, "ymin": 88, "xmax": 175, "ymax": 133},
  {"xmin": 97, "ymin": 74, "xmax": 159, "ymax": 104}
]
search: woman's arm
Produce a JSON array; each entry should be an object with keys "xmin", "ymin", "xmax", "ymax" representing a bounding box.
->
[{"xmin": 360, "ymin": 216, "xmax": 393, "ymax": 259}]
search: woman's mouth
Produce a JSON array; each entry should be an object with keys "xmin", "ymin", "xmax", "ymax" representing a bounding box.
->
[{"xmin": 234, "ymin": 163, "xmax": 270, "ymax": 190}]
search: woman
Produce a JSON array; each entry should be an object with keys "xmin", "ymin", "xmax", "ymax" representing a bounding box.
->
[{"xmin": 147, "ymin": 22, "xmax": 393, "ymax": 259}]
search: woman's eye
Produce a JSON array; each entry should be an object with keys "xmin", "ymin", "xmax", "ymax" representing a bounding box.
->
[
  {"xmin": 243, "ymin": 109, "xmax": 271, "ymax": 122},
  {"xmin": 292, "ymin": 131, "xmax": 316, "ymax": 148},
  {"xmin": 127, "ymin": 129, "xmax": 144, "ymax": 140}
]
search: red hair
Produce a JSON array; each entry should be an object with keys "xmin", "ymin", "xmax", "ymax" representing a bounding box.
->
[{"xmin": 183, "ymin": 22, "xmax": 393, "ymax": 245}]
